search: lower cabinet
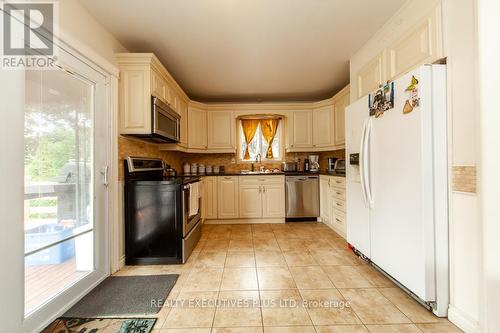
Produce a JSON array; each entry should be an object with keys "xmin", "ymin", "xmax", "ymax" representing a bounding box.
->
[
  {"xmin": 239, "ymin": 185, "xmax": 262, "ymax": 218},
  {"xmin": 319, "ymin": 175, "xmax": 346, "ymax": 237},
  {"xmin": 203, "ymin": 175, "xmax": 285, "ymax": 221},
  {"xmin": 202, "ymin": 176, "xmax": 218, "ymax": 219},
  {"xmin": 262, "ymin": 184, "xmax": 285, "ymax": 218},
  {"xmin": 238, "ymin": 176, "xmax": 285, "ymax": 219},
  {"xmin": 217, "ymin": 176, "xmax": 239, "ymax": 219}
]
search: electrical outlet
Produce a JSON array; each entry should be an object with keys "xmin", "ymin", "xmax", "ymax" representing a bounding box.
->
[{"xmin": 231, "ymin": 157, "xmax": 236, "ymax": 164}]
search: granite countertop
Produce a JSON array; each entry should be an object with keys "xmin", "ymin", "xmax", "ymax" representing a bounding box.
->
[{"xmin": 185, "ymin": 171, "xmax": 346, "ymax": 178}]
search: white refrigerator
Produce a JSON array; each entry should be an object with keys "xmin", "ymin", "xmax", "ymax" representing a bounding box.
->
[{"xmin": 345, "ymin": 64, "xmax": 449, "ymax": 316}]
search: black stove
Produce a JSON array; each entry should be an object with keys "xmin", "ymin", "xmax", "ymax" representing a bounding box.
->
[{"xmin": 124, "ymin": 157, "xmax": 201, "ymax": 265}]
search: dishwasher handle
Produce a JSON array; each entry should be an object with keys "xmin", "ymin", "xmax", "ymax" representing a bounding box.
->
[{"xmin": 286, "ymin": 175, "xmax": 319, "ymax": 182}]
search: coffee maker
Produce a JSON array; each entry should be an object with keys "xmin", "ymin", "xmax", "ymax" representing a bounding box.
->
[{"xmin": 309, "ymin": 155, "xmax": 320, "ymax": 172}]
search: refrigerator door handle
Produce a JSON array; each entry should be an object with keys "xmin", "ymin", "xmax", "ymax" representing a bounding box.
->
[
  {"xmin": 359, "ymin": 119, "xmax": 369, "ymax": 207},
  {"xmin": 364, "ymin": 118, "xmax": 374, "ymax": 208}
]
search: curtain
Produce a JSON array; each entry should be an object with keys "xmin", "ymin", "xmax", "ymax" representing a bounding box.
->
[
  {"xmin": 241, "ymin": 119, "xmax": 260, "ymax": 160},
  {"xmin": 260, "ymin": 118, "xmax": 280, "ymax": 159}
]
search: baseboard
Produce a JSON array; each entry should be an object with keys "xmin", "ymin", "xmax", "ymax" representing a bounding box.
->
[
  {"xmin": 204, "ymin": 218, "xmax": 285, "ymax": 224},
  {"xmin": 448, "ymin": 305, "xmax": 479, "ymax": 333},
  {"xmin": 322, "ymin": 221, "xmax": 346, "ymax": 239}
]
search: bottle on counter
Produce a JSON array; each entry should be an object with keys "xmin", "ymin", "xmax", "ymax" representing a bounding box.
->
[
  {"xmin": 297, "ymin": 159, "xmax": 303, "ymax": 172},
  {"xmin": 304, "ymin": 159, "xmax": 310, "ymax": 172}
]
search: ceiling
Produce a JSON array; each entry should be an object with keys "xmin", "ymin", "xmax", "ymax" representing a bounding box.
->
[{"xmin": 80, "ymin": 0, "xmax": 406, "ymax": 102}]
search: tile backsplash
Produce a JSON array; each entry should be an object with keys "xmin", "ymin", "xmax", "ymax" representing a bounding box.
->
[
  {"xmin": 181, "ymin": 150, "xmax": 345, "ymax": 173},
  {"xmin": 119, "ymin": 135, "xmax": 345, "ymax": 178}
]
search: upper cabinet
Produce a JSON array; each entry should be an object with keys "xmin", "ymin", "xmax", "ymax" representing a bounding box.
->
[
  {"xmin": 207, "ymin": 110, "xmax": 235, "ymax": 150},
  {"xmin": 287, "ymin": 85, "xmax": 349, "ymax": 152},
  {"xmin": 355, "ymin": 5, "xmax": 443, "ymax": 99},
  {"xmin": 177, "ymin": 98, "xmax": 188, "ymax": 147},
  {"xmin": 387, "ymin": 7, "xmax": 442, "ymax": 80},
  {"xmin": 188, "ymin": 103, "xmax": 208, "ymax": 150},
  {"xmin": 356, "ymin": 52, "xmax": 386, "ymax": 99},
  {"xmin": 289, "ymin": 110, "xmax": 313, "ymax": 148},
  {"xmin": 312, "ymin": 105, "xmax": 334, "ymax": 148},
  {"xmin": 333, "ymin": 86, "xmax": 349, "ymax": 147},
  {"xmin": 116, "ymin": 53, "xmax": 188, "ymax": 136}
]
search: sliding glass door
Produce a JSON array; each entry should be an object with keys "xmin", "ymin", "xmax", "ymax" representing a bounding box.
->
[{"xmin": 23, "ymin": 47, "xmax": 109, "ymax": 323}]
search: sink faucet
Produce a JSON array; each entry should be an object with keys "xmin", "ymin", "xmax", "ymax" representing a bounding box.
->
[{"xmin": 255, "ymin": 154, "xmax": 265, "ymax": 172}]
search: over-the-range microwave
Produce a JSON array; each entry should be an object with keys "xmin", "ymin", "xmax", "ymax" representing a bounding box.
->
[{"xmin": 128, "ymin": 96, "xmax": 180, "ymax": 143}]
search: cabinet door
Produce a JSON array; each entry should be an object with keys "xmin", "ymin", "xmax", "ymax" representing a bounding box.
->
[
  {"xmin": 151, "ymin": 69, "xmax": 167, "ymax": 102},
  {"xmin": 334, "ymin": 89, "xmax": 349, "ymax": 147},
  {"xmin": 188, "ymin": 106, "xmax": 207, "ymax": 149},
  {"xmin": 387, "ymin": 13, "xmax": 439, "ymax": 80},
  {"xmin": 178, "ymin": 98, "xmax": 188, "ymax": 146},
  {"xmin": 262, "ymin": 184, "xmax": 285, "ymax": 218},
  {"xmin": 218, "ymin": 176, "xmax": 239, "ymax": 219},
  {"xmin": 239, "ymin": 185, "xmax": 262, "ymax": 218},
  {"xmin": 319, "ymin": 176, "xmax": 331, "ymax": 224},
  {"xmin": 290, "ymin": 110, "xmax": 313, "ymax": 148},
  {"xmin": 203, "ymin": 177, "xmax": 218, "ymax": 219},
  {"xmin": 119, "ymin": 68, "xmax": 151, "ymax": 134},
  {"xmin": 357, "ymin": 52, "xmax": 385, "ymax": 98},
  {"xmin": 312, "ymin": 105, "xmax": 333, "ymax": 147},
  {"xmin": 208, "ymin": 111, "xmax": 234, "ymax": 150}
]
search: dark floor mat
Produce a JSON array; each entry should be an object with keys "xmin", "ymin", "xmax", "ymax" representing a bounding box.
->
[{"xmin": 63, "ymin": 274, "xmax": 178, "ymax": 317}]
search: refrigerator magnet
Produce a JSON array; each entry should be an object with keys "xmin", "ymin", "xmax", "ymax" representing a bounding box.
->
[{"xmin": 403, "ymin": 76, "xmax": 420, "ymax": 114}]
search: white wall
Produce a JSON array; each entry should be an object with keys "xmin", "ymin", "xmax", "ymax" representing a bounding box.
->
[
  {"xmin": 477, "ymin": 0, "xmax": 500, "ymax": 331},
  {"xmin": 349, "ymin": 0, "xmax": 481, "ymax": 331},
  {"xmin": 58, "ymin": 0, "xmax": 127, "ymax": 65}
]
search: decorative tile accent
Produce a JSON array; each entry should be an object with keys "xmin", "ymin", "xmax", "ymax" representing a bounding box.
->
[
  {"xmin": 452, "ymin": 166, "xmax": 476, "ymax": 193},
  {"xmin": 118, "ymin": 136, "xmax": 183, "ymax": 180}
]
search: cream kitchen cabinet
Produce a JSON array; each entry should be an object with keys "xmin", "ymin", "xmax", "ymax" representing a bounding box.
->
[
  {"xmin": 319, "ymin": 176, "xmax": 331, "ymax": 223},
  {"xmin": 320, "ymin": 175, "xmax": 346, "ymax": 238},
  {"xmin": 387, "ymin": 6, "xmax": 442, "ymax": 80},
  {"xmin": 217, "ymin": 176, "xmax": 239, "ymax": 219},
  {"xmin": 177, "ymin": 98, "xmax": 188, "ymax": 147},
  {"xmin": 239, "ymin": 185, "xmax": 262, "ymax": 218},
  {"xmin": 151, "ymin": 69, "xmax": 170, "ymax": 105},
  {"xmin": 207, "ymin": 110, "xmax": 235, "ymax": 151},
  {"xmin": 333, "ymin": 85, "xmax": 349, "ymax": 147},
  {"xmin": 262, "ymin": 184, "xmax": 285, "ymax": 218},
  {"xmin": 202, "ymin": 176, "xmax": 218, "ymax": 220},
  {"xmin": 356, "ymin": 52, "xmax": 386, "ymax": 99},
  {"xmin": 188, "ymin": 104, "xmax": 208, "ymax": 149},
  {"xmin": 238, "ymin": 176, "xmax": 285, "ymax": 219},
  {"xmin": 117, "ymin": 53, "xmax": 187, "ymax": 135},
  {"xmin": 289, "ymin": 110, "xmax": 313, "ymax": 148},
  {"xmin": 312, "ymin": 105, "xmax": 334, "ymax": 148}
]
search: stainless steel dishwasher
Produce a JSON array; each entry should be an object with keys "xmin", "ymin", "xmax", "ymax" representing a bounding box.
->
[{"xmin": 285, "ymin": 175, "xmax": 320, "ymax": 220}]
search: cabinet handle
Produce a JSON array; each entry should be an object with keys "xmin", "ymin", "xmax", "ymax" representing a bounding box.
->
[
  {"xmin": 224, "ymin": 177, "xmax": 232, "ymax": 180},
  {"xmin": 336, "ymin": 218, "xmax": 341, "ymax": 223},
  {"xmin": 336, "ymin": 191, "xmax": 341, "ymax": 195},
  {"xmin": 259, "ymin": 185, "xmax": 262, "ymax": 193},
  {"xmin": 263, "ymin": 186, "xmax": 266, "ymax": 193},
  {"xmin": 336, "ymin": 202, "xmax": 342, "ymax": 206}
]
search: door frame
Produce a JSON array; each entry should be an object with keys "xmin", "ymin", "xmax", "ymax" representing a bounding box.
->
[{"xmin": 0, "ymin": 16, "xmax": 120, "ymax": 332}]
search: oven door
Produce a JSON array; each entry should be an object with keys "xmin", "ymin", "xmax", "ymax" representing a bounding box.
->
[
  {"xmin": 182, "ymin": 182, "xmax": 201, "ymax": 237},
  {"xmin": 152, "ymin": 96, "xmax": 180, "ymax": 142}
]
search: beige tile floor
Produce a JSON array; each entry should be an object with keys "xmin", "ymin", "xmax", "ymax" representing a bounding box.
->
[{"xmin": 48, "ymin": 223, "xmax": 464, "ymax": 333}]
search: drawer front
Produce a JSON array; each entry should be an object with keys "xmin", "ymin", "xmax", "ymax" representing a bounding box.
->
[
  {"xmin": 331, "ymin": 177, "xmax": 345, "ymax": 189},
  {"xmin": 332, "ymin": 198, "xmax": 346, "ymax": 213},
  {"xmin": 332, "ymin": 187, "xmax": 346, "ymax": 200},
  {"xmin": 238, "ymin": 175, "xmax": 285, "ymax": 185},
  {"xmin": 332, "ymin": 209, "xmax": 346, "ymax": 226}
]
